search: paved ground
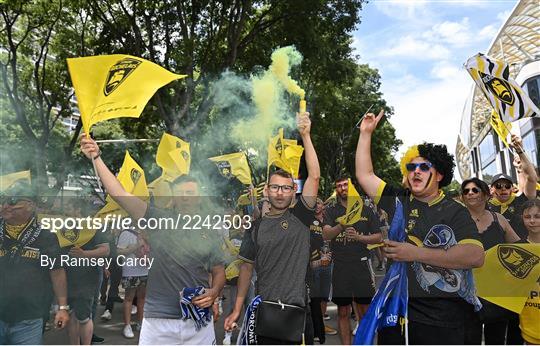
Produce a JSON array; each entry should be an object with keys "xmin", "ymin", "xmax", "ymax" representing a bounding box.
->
[{"xmin": 44, "ymin": 265, "xmax": 386, "ymax": 345}]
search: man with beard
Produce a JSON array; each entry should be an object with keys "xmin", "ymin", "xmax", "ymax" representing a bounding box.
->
[
  {"xmin": 0, "ymin": 182, "xmax": 70, "ymax": 344},
  {"xmin": 80, "ymin": 137, "xmax": 225, "ymax": 345},
  {"xmin": 355, "ymin": 110, "xmax": 485, "ymax": 344},
  {"xmin": 322, "ymin": 177, "xmax": 381, "ymax": 345},
  {"xmin": 223, "ymin": 111, "xmax": 320, "ymax": 344}
]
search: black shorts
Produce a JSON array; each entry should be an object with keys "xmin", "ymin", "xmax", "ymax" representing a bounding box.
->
[
  {"xmin": 331, "ymin": 259, "xmax": 375, "ymax": 306},
  {"xmin": 68, "ymin": 296, "xmax": 94, "ymax": 322}
]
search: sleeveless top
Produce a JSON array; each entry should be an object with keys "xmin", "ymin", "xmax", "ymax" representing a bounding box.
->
[{"xmin": 478, "ymin": 211, "xmax": 505, "ymax": 251}]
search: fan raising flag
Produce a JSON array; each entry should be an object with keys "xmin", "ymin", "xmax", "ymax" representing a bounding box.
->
[
  {"xmin": 465, "ymin": 53, "xmax": 540, "ymax": 122},
  {"xmin": 96, "ymin": 151, "xmax": 148, "ymax": 218},
  {"xmin": 354, "ymin": 198, "xmax": 408, "ymax": 345},
  {"xmin": 67, "ymin": 54, "xmax": 186, "ymax": 134},
  {"xmin": 267, "ymin": 128, "xmax": 304, "ymax": 178},
  {"xmin": 209, "ymin": 152, "xmax": 252, "ymax": 185},
  {"xmin": 156, "ymin": 133, "xmax": 191, "ymax": 181},
  {"xmin": 489, "ymin": 110, "xmax": 512, "ymax": 148},
  {"xmin": 336, "ymin": 179, "xmax": 364, "ymax": 226}
]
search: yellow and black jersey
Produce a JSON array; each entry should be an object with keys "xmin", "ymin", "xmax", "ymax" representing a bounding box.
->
[{"xmin": 375, "ymin": 181, "xmax": 483, "ymax": 328}]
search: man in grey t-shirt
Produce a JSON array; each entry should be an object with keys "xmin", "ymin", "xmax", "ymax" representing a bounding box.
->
[
  {"xmin": 80, "ymin": 138, "xmax": 226, "ymax": 345},
  {"xmin": 224, "ymin": 111, "xmax": 320, "ymax": 344}
]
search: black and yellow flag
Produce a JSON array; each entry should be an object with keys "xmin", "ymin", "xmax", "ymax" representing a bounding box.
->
[
  {"xmin": 267, "ymin": 128, "xmax": 304, "ymax": 178},
  {"xmin": 489, "ymin": 110, "xmax": 512, "ymax": 148},
  {"xmin": 466, "ymin": 53, "xmax": 539, "ymax": 123},
  {"xmin": 0, "ymin": 170, "xmax": 31, "ymax": 193},
  {"xmin": 67, "ymin": 54, "xmax": 186, "ymax": 134},
  {"xmin": 336, "ymin": 179, "xmax": 364, "ymax": 225},
  {"xmin": 473, "ymin": 243, "xmax": 540, "ymax": 313},
  {"xmin": 156, "ymin": 133, "xmax": 191, "ymax": 181},
  {"xmin": 97, "ymin": 151, "xmax": 149, "ymax": 218},
  {"xmin": 209, "ymin": 152, "xmax": 252, "ymax": 185}
]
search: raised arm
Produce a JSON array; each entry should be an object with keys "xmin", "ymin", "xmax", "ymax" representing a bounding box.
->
[
  {"xmin": 511, "ymin": 134, "xmax": 538, "ymax": 199},
  {"xmin": 356, "ymin": 110, "xmax": 385, "ymax": 200},
  {"xmin": 298, "ymin": 112, "xmax": 320, "ymax": 208},
  {"xmin": 80, "ymin": 134, "xmax": 148, "ymax": 220}
]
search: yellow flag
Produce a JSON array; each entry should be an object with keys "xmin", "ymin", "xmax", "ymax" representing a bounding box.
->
[
  {"xmin": 267, "ymin": 128, "xmax": 304, "ymax": 178},
  {"xmin": 156, "ymin": 133, "xmax": 191, "ymax": 181},
  {"xmin": 209, "ymin": 152, "xmax": 252, "ymax": 185},
  {"xmin": 536, "ymin": 183, "xmax": 540, "ymax": 191},
  {"xmin": 67, "ymin": 54, "xmax": 186, "ymax": 134},
  {"xmin": 465, "ymin": 53, "xmax": 539, "ymax": 122},
  {"xmin": 237, "ymin": 182, "xmax": 265, "ymax": 206},
  {"xmin": 0, "ymin": 170, "xmax": 31, "ymax": 192},
  {"xmin": 336, "ymin": 179, "xmax": 364, "ymax": 225},
  {"xmin": 148, "ymin": 175, "xmax": 173, "ymax": 209},
  {"xmin": 489, "ymin": 110, "xmax": 512, "ymax": 148},
  {"xmin": 37, "ymin": 214, "xmax": 96, "ymax": 248},
  {"xmin": 96, "ymin": 151, "xmax": 148, "ymax": 218},
  {"xmin": 473, "ymin": 243, "xmax": 540, "ymax": 313}
]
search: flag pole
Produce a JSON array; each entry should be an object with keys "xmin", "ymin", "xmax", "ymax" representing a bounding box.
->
[{"xmin": 86, "ymin": 132, "xmax": 104, "ymax": 195}]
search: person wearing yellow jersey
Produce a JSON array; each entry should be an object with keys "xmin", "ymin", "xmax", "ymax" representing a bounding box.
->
[{"xmin": 519, "ymin": 199, "xmax": 540, "ymax": 344}]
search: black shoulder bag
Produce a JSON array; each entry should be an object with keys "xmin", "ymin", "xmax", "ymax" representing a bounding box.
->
[{"xmin": 251, "ymin": 214, "xmax": 307, "ymax": 343}]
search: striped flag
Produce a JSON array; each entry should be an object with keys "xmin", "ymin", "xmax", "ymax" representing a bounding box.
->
[{"xmin": 465, "ymin": 53, "xmax": 539, "ymax": 122}]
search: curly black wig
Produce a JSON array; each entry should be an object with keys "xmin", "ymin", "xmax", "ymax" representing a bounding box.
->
[{"xmin": 417, "ymin": 142, "xmax": 455, "ymax": 188}]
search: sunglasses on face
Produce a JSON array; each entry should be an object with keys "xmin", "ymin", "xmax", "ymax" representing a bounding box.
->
[
  {"xmin": 494, "ymin": 182, "xmax": 512, "ymax": 190},
  {"xmin": 405, "ymin": 162, "xmax": 433, "ymax": 172},
  {"xmin": 462, "ymin": 187, "xmax": 480, "ymax": 195},
  {"xmin": 268, "ymin": 184, "xmax": 295, "ymax": 193}
]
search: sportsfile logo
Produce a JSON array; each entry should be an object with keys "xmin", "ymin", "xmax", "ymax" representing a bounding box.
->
[
  {"xmin": 103, "ymin": 57, "xmax": 142, "ymax": 96},
  {"xmin": 498, "ymin": 245, "xmax": 540, "ymax": 279}
]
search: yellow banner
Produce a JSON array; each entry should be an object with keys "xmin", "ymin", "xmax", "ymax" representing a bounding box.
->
[
  {"xmin": 336, "ymin": 179, "xmax": 364, "ymax": 225},
  {"xmin": 209, "ymin": 152, "xmax": 252, "ymax": 185},
  {"xmin": 0, "ymin": 170, "xmax": 31, "ymax": 192},
  {"xmin": 473, "ymin": 243, "xmax": 540, "ymax": 313},
  {"xmin": 156, "ymin": 133, "xmax": 191, "ymax": 181},
  {"xmin": 267, "ymin": 128, "xmax": 304, "ymax": 178},
  {"xmin": 96, "ymin": 151, "xmax": 148, "ymax": 218},
  {"xmin": 67, "ymin": 54, "xmax": 186, "ymax": 134},
  {"xmin": 489, "ymin": 110, "xmax": 512, "ymax": 148}
]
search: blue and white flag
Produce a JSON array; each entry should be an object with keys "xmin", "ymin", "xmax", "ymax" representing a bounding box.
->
[
  {"xmin": 237, "ymin": 295, "xmax": 262, "ymax": 345},
  {"xmin": 179, "ymin": 286, "xmax": 212, "ymax": 331},
  {"xmin": 354, "ymin": 198, "xmax": 408, "ymax": 345}
]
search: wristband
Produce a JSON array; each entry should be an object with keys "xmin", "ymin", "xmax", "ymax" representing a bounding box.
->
[{"xmin": 93, "ymin": 150, "xmax": 102, "ymax": 160}]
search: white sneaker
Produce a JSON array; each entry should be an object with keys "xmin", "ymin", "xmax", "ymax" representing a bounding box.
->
[
  {"xmin": 100, "ymin": 309, "xmax": 112, "ymax": 321},
  {"xmin": 131, "ymin": 305, "xmax": 137, "ymax": 315},
  {"xmin": 352, "ymin": 321, "xmax": 359, "ymax": 336},
  {"xmin": 123, "ymin": 324, "xmax": 135, "ymax": 339}
]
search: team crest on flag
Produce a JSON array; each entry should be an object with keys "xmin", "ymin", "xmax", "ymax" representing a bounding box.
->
[
  {"xmin": 465, "ymin": 53, "xmax": 540, "ymax": 122},
  {"xmin": 60, "ymin": 228, "xmax": 79, "ymax": 243},
  {"xmin": 498, "ymin": 245, "xmax": 540, "ymax": 279},
  {"xmin": 131, "ymin": 168, "xmax": 142, "ymax": 185},
  {"xmin": 217, "ymin": 161, "xmax": 232, "ymax": 178},
  {"xmin": 104, "ymin": 58, "xmax": 142, "ymax": 96},
  {"xmin": 479, "ymin": 72, "xmax": 514, "ymax": 106}
]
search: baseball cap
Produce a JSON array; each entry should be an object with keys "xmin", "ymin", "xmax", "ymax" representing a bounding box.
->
[{"xmin": 490, "ymin": 173, "xmax": 514, "ymax": 186}]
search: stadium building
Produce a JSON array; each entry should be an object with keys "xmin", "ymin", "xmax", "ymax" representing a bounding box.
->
[{"xmin": 456, "ymin": 0, "xmax": 539, "ymax": 182}]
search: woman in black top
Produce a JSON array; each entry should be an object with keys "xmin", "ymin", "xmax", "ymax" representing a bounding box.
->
[{"xmin": 461, "ymin": 177, "xmax": 520, "ymax": 344}]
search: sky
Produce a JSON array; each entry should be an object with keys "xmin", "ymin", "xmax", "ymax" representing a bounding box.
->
[{"xmin": 352, "ymin": 0, "xmax": 518, "ymax": 159}]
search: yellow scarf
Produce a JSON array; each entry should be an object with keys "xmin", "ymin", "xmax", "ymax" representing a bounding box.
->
[
  {"xmin": 5, "ymin": 221, "xmax": 31, "ymax": 240},
  {"xmin": 489, "ymin": 193, "xmax": 516, "ymax": 214}
]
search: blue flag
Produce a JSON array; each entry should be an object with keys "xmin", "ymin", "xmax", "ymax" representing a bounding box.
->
[{"xmin": 354, "ymin": 198, "xmax": 408, "ymax": 345}]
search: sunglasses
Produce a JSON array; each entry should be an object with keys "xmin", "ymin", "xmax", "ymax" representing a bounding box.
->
[
  {"xmin": 462, "ymin": 187, "xmax": 480, "ymax": 195},
  {"xmin": 268, "ymin": 184, "xmax": 295, "ymax": 193},
  {"xmin": 1, "ymin": 197, "xmax": 33, "ymax": 206},
  {"xmin": 494, "ymin": 182, "xmax": 512, "ymax": 190},
  {"xmin": 405, "ymin": 162, "xmax": 433, "ymax": 172}
]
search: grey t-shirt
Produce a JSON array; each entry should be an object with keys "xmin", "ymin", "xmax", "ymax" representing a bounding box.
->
[
  {"xmin": 143, "ymin": 207, "xmax": 225, "ymax": 319},
  {"xmin": 239, "ymin": 196, "xmax": 314, "ymax": 307}
]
